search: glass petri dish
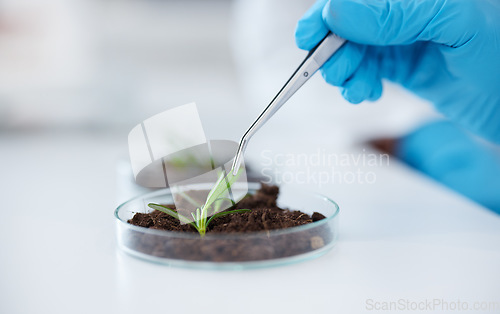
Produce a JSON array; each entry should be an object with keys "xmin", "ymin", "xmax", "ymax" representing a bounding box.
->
[{"xmin": 115, "ymin": 183, "xmax": 339, "ymax": 270}]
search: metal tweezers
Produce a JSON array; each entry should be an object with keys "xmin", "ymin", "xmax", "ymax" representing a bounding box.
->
[{"xmin": 231, "ymin": 32, "xmax": 346, "ymax": 175}]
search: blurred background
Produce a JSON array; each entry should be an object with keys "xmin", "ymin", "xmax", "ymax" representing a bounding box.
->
[
  {"xmin": 0, "ymin": 0, "xmax": 244, "ymax": 134},
  {"xmin": 0, "ymin": 0, "xmax": 437, "ymax": 134},
  {"xmin": 0, "ymin": 0, "xmax": 437, "ymax": 200},
  {"xmin": 2, "ymin": 2, "xmax": 500, "ymax": 313}
]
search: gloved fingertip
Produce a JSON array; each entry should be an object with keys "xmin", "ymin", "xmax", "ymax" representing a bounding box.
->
[
  {"xmin": 367, "ymin": 79, "xmax": 383, "ymax": 101},
  {"xmin": 295, "ymin": 19, "xmax": 329, "ymax": 50},
  {"xmin": 320, "ymin": 43, "xmax": 366, "ymax": 86},
  {"xmin": 342, "ymin": 87, "xmax": 366, "ymax": 104},
  {"xmin": 295, "ymin": 22, "xmax": 314, "ymax": 50},
  {"xmin": 340, "ymin": 49, "xmax": 381, "ymax": 103}
]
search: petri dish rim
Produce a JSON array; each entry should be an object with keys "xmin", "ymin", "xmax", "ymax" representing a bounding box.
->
[{"xmin": 114, "ymin": 182, "xmax": 340, "ymax": 240}]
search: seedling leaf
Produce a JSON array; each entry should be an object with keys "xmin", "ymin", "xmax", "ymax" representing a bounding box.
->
[
  {"xmin": 145, "ymin": 167, "xmax": 246, "ymax": 237},
  {"xmin": 148, "ymin": 203, "xmax": 195, "ymax": 227},
  {"xmin": 203, "ymin": 168, "xmax": 242, "ymax": 212},
  {"xmin": 178, "ymin": 191, "xmax": 203, "ymax": 208},
  {"xmin": 206, "ymin": 209, "xmax": 251, "ymax": 226}
]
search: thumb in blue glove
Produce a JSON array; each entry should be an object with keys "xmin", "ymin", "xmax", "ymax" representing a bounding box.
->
[{"xmin": 296, "ymin": 0, "xmax": 500, "ymax": 144}]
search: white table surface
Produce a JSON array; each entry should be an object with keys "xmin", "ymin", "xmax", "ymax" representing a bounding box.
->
[
  {"xmin": 1, "ymin": 127, "xmax": 499, "ymax": 314},
  {"xmin": 3, "ymin": 0, "xmax": 498, "ymax": 312}
]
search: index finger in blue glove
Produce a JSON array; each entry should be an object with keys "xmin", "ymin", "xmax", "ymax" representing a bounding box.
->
[
  {"xmin": 322, "ymin": 0, "xmax": 480, "ymax": 47},
  {"xmin": 320, "ymin": 42, "xmax": 366, "ymax": 87},
  {"xmin": 341, "ymin": 49, "xmax": 383, "ymax": 104}
]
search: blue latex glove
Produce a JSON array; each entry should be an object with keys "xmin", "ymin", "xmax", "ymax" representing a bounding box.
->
[
  {"xmin": 295, "ymin": 0, "xmax": 500, "ymax": 144},
  {"xmin": 396, "ymin": 120, "xmax": 500, "ymax": 214}
]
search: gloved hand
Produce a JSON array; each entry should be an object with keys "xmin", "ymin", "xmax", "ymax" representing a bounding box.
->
[
  {"xmin": 295, "ymin": 0, "xmax": 500, "ymax": 143},
  {"xmin": 396, "ymin": 120, "xmax": 500, "ymax": 214}
]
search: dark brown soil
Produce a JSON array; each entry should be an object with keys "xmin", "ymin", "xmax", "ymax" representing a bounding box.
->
[
  {"xmin": 129, "ymin": 184, "xmax": 326, "ymax": 234},
  {"xmin": 125, "ymin": 184, "xmax": 333, "ymax": 262}
]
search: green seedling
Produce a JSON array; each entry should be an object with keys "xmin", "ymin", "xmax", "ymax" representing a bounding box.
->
[{"xmin": 148, "ymin": 168, "xmax": 249, "ymax": 237}]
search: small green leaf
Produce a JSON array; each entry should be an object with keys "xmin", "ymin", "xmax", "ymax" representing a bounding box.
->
[
  {"xmin": 148, "ymin": 203, "xmax": 196, "ymax": 228},
  {"xmin": 210, "ymin": 197, "xmax": 235, "ymax": 215},
  {"xmin": 206, "ymin": 209, "xmax": 251, "ymax": 226},
  {"xmin": 178, "ymin": 191, "xmax": 202, "ymax": 208},
  {"xmin": 203, "ymin": 168, "xmax": 242, "ymax": 212},
  {"xmin": 145, "ymin": 167, "xmax": 244, "ymax": 238}
]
